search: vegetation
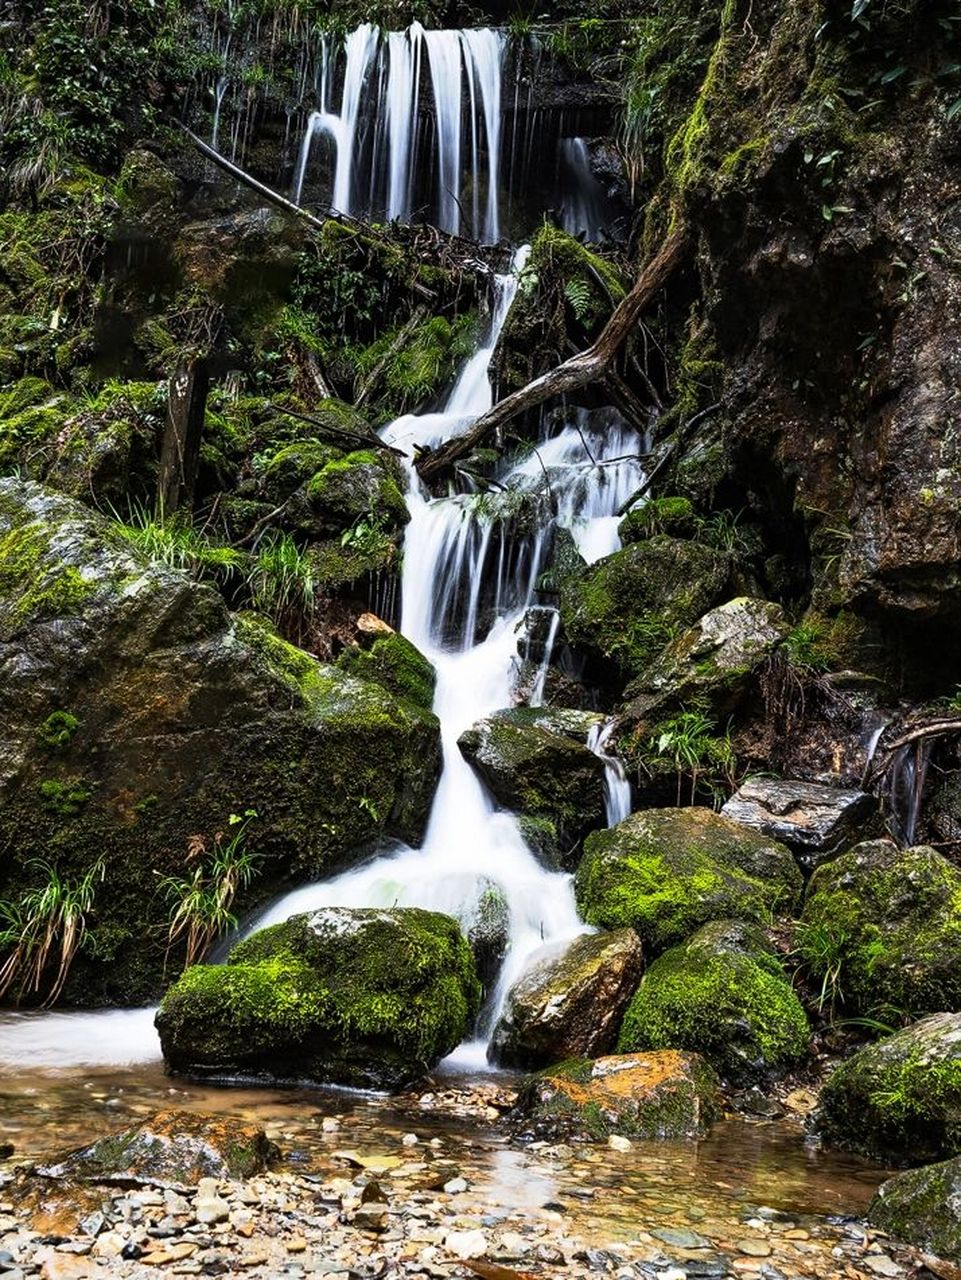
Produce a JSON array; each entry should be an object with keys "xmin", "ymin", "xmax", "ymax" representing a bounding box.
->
[
  {"xmin": 649, "ymin": 708, "xmax": 737, "ymax": 806},
  {"xmin": 0, "ymin": 857, "xmax": 105, "ymax": 1004}
]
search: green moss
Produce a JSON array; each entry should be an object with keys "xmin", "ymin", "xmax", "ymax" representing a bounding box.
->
[
  {"xmin": 0, "ymin": 524, "xmax": 94, "ymax": 631},
  {"xmin": 157, "ymin": 907, "xmax": 481, "ymax": 1089},
  {"xmin": 575, "ymin": 808, "xmax": 801, "ymax": 953},
  {"xmin": 619, "ymin": 497, "xmax": 696, "ymax": 544},
  {"xmin": 336, "ymin": 631, "xmax": 436, "ymax": 712},
  {"xmin": 39, "ymin": 777, "xmax": 93, "ymax": 816},
  {"xmin": 618, "ymin": 921, "xmax": 809, "ymax": 1082},
  {"xmin": 304, "ymin": 449, "xmax": 407, "ymax": 532},
  {"xmin": 799, "ymin": 841, "xmax": 961, "ymax": 1020},
  {"xmin": 38, "ymin": 711, "xmax": 79, "ymax": 749}
]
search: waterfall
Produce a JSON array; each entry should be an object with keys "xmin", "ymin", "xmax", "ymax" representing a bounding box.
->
[
  {"xmin": 250, "ymin": 258, "xmax": 647, "ymax": 1067},
  {"xmin": 292, "ymin": 23, "xmax": 506, "ymax": 242},
  {"xmin": 588, "ymin": 721, "xmax": 633, "ymax": 828}
]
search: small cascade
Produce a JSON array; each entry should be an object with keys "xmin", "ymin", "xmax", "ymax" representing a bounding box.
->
[
  {"xmin": 248, "ymin": 261, "xmax": 648, "ymax": 1064},
  {"xmin": 588, "ymin": 720, "xmax": 632, "ymax": 828},
  {"xmin": 888, "ymin": 738, "xmax": 933, "ymax": 846},
  {"xmin": 558, "ymin": 138, "xmax": 611, "ymax": 242},
  {"xmin": 292, "ymin": 24, "xmax": 506, "ymax": 242}
]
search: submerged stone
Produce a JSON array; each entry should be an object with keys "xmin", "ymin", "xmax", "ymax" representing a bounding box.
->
[
  {"xmin": 489, "ymin": 929, "xmax": 644, "ymax": 1069},
  {"xmin": 799, "ymin": 840, "xmax": 961, "ymax": 1019},
  {"xmin": 155, "ymin": 906, "xmax": 481, "ymax": 1091},
  {"xmin": 817, "ymin": 1012, "xmax": 961, "ymax": 1164},
  {"xmin": 511, "ymin": 1050, "xmax": 721, "ymax": 1141},
  {"xmin": 34, "ymin": 1111, "xmax": 278, "ymax": 1189},
  {"xmin": 617, "ymin": 920, "xmax": 810, "ymax": 1083},
  {"xmin": 575, "ymin": 808, "xmax": 801, "ymax": 954}
]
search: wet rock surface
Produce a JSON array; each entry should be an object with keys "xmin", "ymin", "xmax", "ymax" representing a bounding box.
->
[
  {"xmin": 156, "ymin": 907, "xmax": 481, "ymax": 1090},
  {"xmin": 575, "ymin": 808, "xmax": 802, "ymax": 954},
  {"xmin": 489, "ymin": 929, "xmax": 644, "ymax": 1069},
  {"xmin": 870, "ymin": 1154, "xmax": 961, "ymax": 1262},
  {"xmin": 722, "ymin": 779, "xmax": 877, "ymax": 860}
]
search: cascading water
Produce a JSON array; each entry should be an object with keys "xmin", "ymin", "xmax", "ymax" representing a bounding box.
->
[
  {"xmin": 588, "ymin": 721, "xmax": 633, "ymax": 828},
  {"xmin": 249, "ymin": 261, "xmax": 646, "ymax": 1068},
  {"xmin": 292, "ymin": 23, "xmax": 505, "ymax": 242}
]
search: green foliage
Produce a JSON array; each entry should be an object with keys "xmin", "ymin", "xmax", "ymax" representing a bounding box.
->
[
  {"xmin": 38, "ymin": 710, "xmax": 79, "ymax": 750},
  {"xmin": 113, "ymin": 504, "xmax": 243, "ymax": 585},
  {"xmin": 247, "ymin": 532, "xmax": 316, "ymax": 640},
  {"xmin": 156, "ymin": 810, "xmax": 261, "ymax": 970},
  {"xmin": 39, "ymin": 777, "xmax": 92, "ymax": 816},
  {"xmin": 649, "ymin": 708, "xmax": 737, "ymax": 805},
  {"xmin": 0, "ymin": 855, "xmax": 105, "ymax": 1004}
]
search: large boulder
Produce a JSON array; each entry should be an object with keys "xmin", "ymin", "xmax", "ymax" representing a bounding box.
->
[
  {"xmin": 818, "ymin": 1013, "xmax": 961, "ymax": 1164},
  {"xmin": 458, "ymin": 709, "xmax": 606, "ymax": 859},
  {"xmin": 622, "ymin": 597, "xmax": 789, "ymax": 725},
  {"xmin": 34, "ymin": 1111, "xmax": 278, "ymax": 1189},
  {"xmin": 489, "ymin": 929, "xmax": 643, "ymax": 1069},
  {"xmin": 511, "ymin": 1050, "xmax": 721, "ymax": 1142},
  {"xmin": 558, "ymin": 536, "xmax": 730, "ymax": 682},
  {"xmin": 575, "ymin": 808, "xmax": 802, "ymax": 955},
  {"xmin": 335, "ymin": 614, "xmax": 436, "ymax": 712},
  {"xmin": 617, "ymin": 920, "xmax": 810, "ymax": 1083},
  {"xmin": 799, "ymin": 840, "xmax": 961, "ymax": 1019},
  {"xmin": 0, "ymin": 480, "xmax": 441, "ymax": 1003},
  {"xmin": 722, "ymin": 778, "xmax": 877, "ymax": 861},
  {"xmin": 287, "ymin": 448, "xmax": 409, "ymax": 540},
  {"xmin": 870, "ymin": 1155, "xmax": 961, "ymax": 1261},
  {"xmin": 156, "ymin": 907, "xmax": 481, "ymax": 1091}
]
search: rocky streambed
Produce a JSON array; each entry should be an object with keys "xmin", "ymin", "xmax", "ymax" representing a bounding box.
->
[{"xmin": 0, "ymin": 1058, "xmax": 912, "ymax": 1280}]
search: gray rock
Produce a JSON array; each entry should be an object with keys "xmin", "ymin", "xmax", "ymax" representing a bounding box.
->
[
  {"xmin": 721, "ymin": 777, "xmax": 876, "ymax": 859},
  {"xmin": 870, "ymin": 1154, "xmax": 961, "ymax": 1261},
  {"xmin": 489, "ymin": 929, "xmax": 644, "ymax": 1069}
]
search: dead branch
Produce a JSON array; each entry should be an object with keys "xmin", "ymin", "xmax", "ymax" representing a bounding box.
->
[
  {"xmin": 414, "ymin": 226, "xmax": 689, "ymax": 484},
  {"xmin": 265, "ymin": 402, "xmax": 406, "ymax": 457}
]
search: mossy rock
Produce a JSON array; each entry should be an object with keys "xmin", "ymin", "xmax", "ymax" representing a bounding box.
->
[
  {"xmin": 817, "ymin": 1013, "xmax": 961, "ymax": 1165},
  {"xmin": 489, "ymin": 929, "xmax": 644, "ymax": 1070},
  {"xmin": 799, "ymin": 840, "xmax": 961, "ymax": 1020},
  {"xmin": 0, "ymin": 481, "xmax": 440, "ymax": 1005},
  {"xmin": 870, "ymin": 1154, "xmax": 961, "ymax": 1260},
  {"xmin": 465, "ymin": 880, "xmax": 510, "ymax": 993},
  {"xmin": 156, "ymin": 907, "xmax": 481, "ymax": 1091},
  {"xmin": 619, "ymin": 498, "xmax": 696, "ymax": 544},
  {"xmin": 558, "ymin": 536, "xmax": 730, "ymax": 682},
  {"xmin": 487, "ymin": 705, "xmax": 605, "ymax": 744},
  {"xmin": 458, "ymin": 711, "xmax": 606, "ymax": 859},
  {"xmin": 259, "ymin": 441, "xmax": 343, "ymax": 502},
  {"xmin": 294, "ymin": 449, "xmax": 408, "ymax": 539},
  {"xmin": 35, "ymin": 1110, "xmax": 278, "ymax": 1189},
  {"xmin": 511, "ymin": 1050, "xmax": 721, "ymax": 1142},
  {"xmin": 336, "ymin": 629, "xmax": 436, "ymax": 713},
  {"xmin": 617, "ymin": 920, "xmax": 810, "ymax": 1083},
  {"xmin": 575, "ymin": 807, "xmax": 802, "ymax": 954}
]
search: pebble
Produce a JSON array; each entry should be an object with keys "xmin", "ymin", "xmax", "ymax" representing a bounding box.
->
[
  {"xmin": 444, "ymin": 1229, "xmax": 488, "ymax": 1259},
  {"xmin": 608, "ymin": 1136, "xmax": 633, "ymax": 1153},
  {"xmin": 737, "ymin": 1240, "xmax": 772, "ymax": 1257},
  {"xmin": 862, "ymin": 1258, "xmax": 902, "ymax": 1277}
]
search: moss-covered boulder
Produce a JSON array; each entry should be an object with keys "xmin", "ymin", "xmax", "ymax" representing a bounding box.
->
[
  {"xmin": 291, "ymin": 449, "xmax": 408, "ymax": 540},
  {"xmin": 818, "ymin": 1013, "xmax": 961, "ymax": 1164},
  {"xmin": 558, "ymin": 536, "xmax": 730, "ymax": 681},
  {"xmin": 155, "ymin": 907, "xmax": 481, "ymax": 1091},
  {"xmin": 489, "ymin": 929, "xmax": 644, "ymax": 1070},
  {"xmin": 336, "ymin": 617, "xmax": 436, "ymax": 712},
  {"xmin": 458, "ymin": 710, "xmax": 606, "ymax": 860},
  {"xmin": 618, "ymin": 498, "xmax": 696, "ymax": 544},
  {"xmin": 0, "ymin": 480, "xmax": 441, "ymax": 1004},
  {"xmin": 35, "ymin": 1111, "xmax": 278, "ymax": 1189},
  {"xmin": 870, "ymin": 1155, "xmax": 961, "ymax": 1261},
  {"xmin": 511, "ymin": 1050, "xmax": 721, "ymax": 1142},
  {"xmin": 465, "ymin": 880, "xmax": 510, "ymax": 993},
  {"xmin": 617, "ymin": 920, "xmax": 809, "ymax": 1083},
  {"xmin": 621, "ymin": 597, "xmax": 789, "ymax": 725},
  {"xmin": 575, "ymin": 808, "xmax": 802, "ymax": 954},
  {"xmin": 799, "ymin": 840, "xmax": 961, "ymax": 1020}
]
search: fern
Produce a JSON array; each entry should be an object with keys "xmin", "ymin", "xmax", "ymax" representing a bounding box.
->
[{"xmin": 564, "ymin": 277, "xmax": 594, "ymax": 322}]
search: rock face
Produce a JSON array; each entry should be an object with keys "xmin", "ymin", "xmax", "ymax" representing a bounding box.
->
[
  {"xmin": 489, "ymin": 929, "xmax": 644, "ymax": 1069},
  {"xmin": 799, "ymin": 840, "xmax": 961, "ymax": 1019},
  {"xmin": 722, "ymin": 778, "xmax": 877, "ymax": 860},
  {"xmin": 575, "ymin": 808, "xmax": 802, "ymax": 954},
  {"xmin": 623, "ymin": 598, "xmax": 789, "ymax": 724},
  {"xmin": 558, "ymin": 536, "xmax": 730, "ymax": 681},
  {"xmin": 818, "ymin": 1013, "xmax": 961, "ymax": 1164},
  {"xmin": 155, "ymin": 907, "xmax": 481, "ymax": 1091},
  {"xmin": 0, "ymin": 480, "xmax": 441, "ymax": 1003},
  {"xmin": 617, "ymin": 921, "xmax": 809, "ymax": 1083},
  {"xmin": 458, "ymin": 709, "xmax": 606, "ymax": 857},
  {"xmin": 870, "ymin": 1155, "xmax": 961, "ymax": 1261},
  {"xmin": 511, "ymin": 1050, "xmax": 721, "ymax": 1141},
  {"xmin": 34, "ymin": 1111, "xmax": 278, "ymax": 1189}
]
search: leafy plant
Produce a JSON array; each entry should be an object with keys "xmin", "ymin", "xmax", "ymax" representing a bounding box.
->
[
  {"xmin": 247, "ymin": 532, "xmax": 316, "ymax": 640},
  {"xmin": 341, "ymin": 509, "xmax": 393, "ymax": 560},
  {"xmin": 793, "ymin": 918, "xmax": 848, "ymax": 1017},
  {"xmin": 649, "ymin": 709, "xmax": 737, "ymax": 806},
  {"xmin": 156, "ymin": 810, "xmax": 260, "ymax": 970},
  {"xmin": 0, "ymin": 856, "xmax": 105, "ymax": 1004},
  {"xmin": 113, "ymin": 503, "xmax": 243, "ymax": 584}
]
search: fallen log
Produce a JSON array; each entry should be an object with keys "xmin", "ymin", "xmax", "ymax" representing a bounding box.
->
[{"xmin": 414, "ymin": 226, "xmax": 689, "ymax": 484}]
